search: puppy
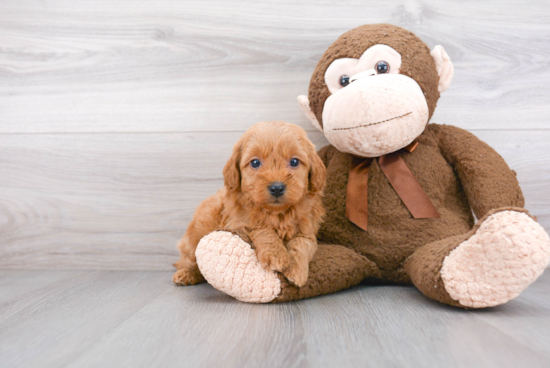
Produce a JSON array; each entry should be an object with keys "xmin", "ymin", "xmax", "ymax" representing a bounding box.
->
[{"xmin": 173, "ymin": 121, "xmax": 326, "ymax": 287}]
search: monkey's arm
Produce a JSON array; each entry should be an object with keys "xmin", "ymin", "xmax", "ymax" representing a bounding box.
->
[{"xmin": 432, "ymin": 124, "xmax": 524, "ymax": 218}]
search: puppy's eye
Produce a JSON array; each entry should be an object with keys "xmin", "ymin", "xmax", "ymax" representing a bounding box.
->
[
  {"xmin": 375, "ymin": 60, "xmax": 389, "ymax": 74},
  {"xmin": 250, "ymin": 159, "xmax": 261, "ymax": 169},
  {"xmin": 339, "ymin": 75, "xmax": 350, "ymax": 87},
  {"xmin": 290, "ymin": 158, "xmax": 300, "ymax": 167}
]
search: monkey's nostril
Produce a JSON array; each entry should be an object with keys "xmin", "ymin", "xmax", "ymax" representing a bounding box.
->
[{"xmin": 268, "ymin": 182, "xmax": 286, "ymax": 198}]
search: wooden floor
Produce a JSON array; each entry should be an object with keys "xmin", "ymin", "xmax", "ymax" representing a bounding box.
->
[{"xmin": 1, "ymin": 270, "xmax": 549, "ymax": 368}]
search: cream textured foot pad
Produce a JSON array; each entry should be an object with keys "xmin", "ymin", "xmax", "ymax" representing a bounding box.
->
[
  {"xmin": 441, "ymin": 211, "xmax": 550, "ymax": 308},
  {"xmin": 195, "ymin": 231, "xmax": 281, "ymax": 303}
]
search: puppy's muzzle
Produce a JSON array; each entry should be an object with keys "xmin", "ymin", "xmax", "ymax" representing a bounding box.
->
[{"xmin": 268, "ymin": 182, "xmax": 286, "ymax": 198}]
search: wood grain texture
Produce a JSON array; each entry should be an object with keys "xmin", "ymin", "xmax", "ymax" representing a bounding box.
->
[
  {"xmin": 0, "ymin": 0, "xmax": 549, "ymax": 270},
  {"xmin": 0, "ymin": 130, "xmax": 548, "ymax": 270},
  {"xmin": 0, "ymin": 271, "xmax": 171, "ymax": 368},
  {"xmin": 0, "ymin": 270, "xmax": 89, "ymax": 321},
  {"xmin": 0, "ymin": 131, "xmax": 328, "ymax": 269},
  {"xmin": 0, "ymin": 270, "xmax": 549, "ymax": 368},
  {"xmin": 0, "ymin": 0, "xmax": 549, "ymax": 133}
]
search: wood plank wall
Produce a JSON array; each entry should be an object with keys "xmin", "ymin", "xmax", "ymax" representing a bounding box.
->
[{"xmin": 1, "ymin": 0, "xmax": 549, "ymax": 270}]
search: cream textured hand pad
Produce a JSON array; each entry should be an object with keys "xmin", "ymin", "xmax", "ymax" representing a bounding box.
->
[
  {"xmin": 441, "ymin": 211, "xmax": 550, "ymax": 308},
  {"xmin": 195, "ymin": 231, "xmax": 281, "ymax": 303}
]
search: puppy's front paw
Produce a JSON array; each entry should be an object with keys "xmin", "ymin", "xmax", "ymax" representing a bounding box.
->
[
  {"xmin": 257, "ymin": 247, "xmax": 290, "ymax": 273},
  {"xmin": 283, "ymin": 259, "xmax": 309, "ymax": 287},
  {"xmin": 173, "ymin": 268, "xmax": 205, "ymax": 286}
]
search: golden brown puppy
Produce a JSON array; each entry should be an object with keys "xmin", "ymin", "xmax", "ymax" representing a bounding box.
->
[{"xmin": 173, "ymin": 121, "xmax": 326, "ymax": 287}]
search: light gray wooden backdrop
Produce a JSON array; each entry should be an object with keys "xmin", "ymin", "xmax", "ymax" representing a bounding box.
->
[{"xmin": 1, "ymin": 0, "xmax": 549, "ymax": 270}]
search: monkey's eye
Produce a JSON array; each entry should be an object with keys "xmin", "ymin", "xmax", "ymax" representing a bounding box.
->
[
  {"xmin": 339, "ymin": 75, "xmax": 350, "ymax": 87},
  {"xmin": 290, "ymin": 158, "xmax": 300, "ymax": 167},
  {"xmin": 250, "ymin": 159, "xmax": 261, "ymax": 169},
  {"xmin": 375, "ymin": 61, "xmax": 389, "ymax": 74}
]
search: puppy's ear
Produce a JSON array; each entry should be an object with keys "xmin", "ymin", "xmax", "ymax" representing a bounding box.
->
[
  {"xmin": 307, "ymin": 142, "xmax": 326, "ymax": 193},
  {"xmin": 223, "ymin": 137, "xmax": 243, "ymax": 191}
]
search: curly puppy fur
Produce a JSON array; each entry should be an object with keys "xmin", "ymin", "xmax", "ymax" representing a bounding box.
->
[{"xmin": 173, "ymin": 121, "xmax": 326, "ymax": 287}]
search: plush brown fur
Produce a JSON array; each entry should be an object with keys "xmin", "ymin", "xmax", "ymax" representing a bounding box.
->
[
  {"xmin": 266, "ymin": 24, "xmax": 529, "ymax": 306},
  {"xmin": 269, "ymin": 127, "xmax": 525, "ymax": 304},
  {"xmin": 173, "ymin": 121, "xmax": 326, "ymax": 287},
  {"xmin": 316, "ymin": 124, "xmax": 523, "ymax": 280}
]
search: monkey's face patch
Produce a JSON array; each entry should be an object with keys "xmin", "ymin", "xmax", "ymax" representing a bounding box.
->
[
  {"xmin": 322, "ymin": 45, "xmax": 429, "ymax": 158},
  {"xmin": 297, "ymin": 24, "xmax": 454, "ymax": 158}
]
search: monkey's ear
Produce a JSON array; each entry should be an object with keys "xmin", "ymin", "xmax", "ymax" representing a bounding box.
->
[
  {"xmin": 430, "ymin": 45, "xmax": 454, "ymax": 93},
  {"xmin": 298, "ymin": 95, "xmax": 323, "ymax": 132},
  {"xmin": 223, "ymin": 140, "xmax": 242, "ymax": 191}
]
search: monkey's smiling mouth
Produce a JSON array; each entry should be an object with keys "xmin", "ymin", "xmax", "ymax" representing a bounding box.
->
[{"xmin": 332, "ymin": 111, "xmax": 413, "ymax": 131}]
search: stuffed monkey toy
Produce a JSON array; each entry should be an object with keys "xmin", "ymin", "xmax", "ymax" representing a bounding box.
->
[{"xmin": 192, "ymin": 24, "xmax": 550, "ymax": 308}]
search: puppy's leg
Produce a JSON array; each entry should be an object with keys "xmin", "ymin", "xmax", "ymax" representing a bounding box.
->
[
  {"xmin": 173, "ymin": 234, "xmax": 205, "ymax": 286},
  {"xmin": 173, "ymin": 190, "xmax": 224, "ymax": 286},
  {"xmin": 250, "ymin": 228, "xmax": 290, "ymax": 273},
  {"xmin": 283, "ymin": 236, "xmax": 317, "ymax": 287}
]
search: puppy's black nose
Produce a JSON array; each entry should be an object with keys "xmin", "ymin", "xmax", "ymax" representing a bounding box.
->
[{"xmin": 268, "ymin": 182, "xmax": 286, "ymax": 198}]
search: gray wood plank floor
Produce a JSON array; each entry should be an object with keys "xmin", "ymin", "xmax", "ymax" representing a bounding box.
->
[{"xmin": 1, "ymin": 270, "xmax": 549, "ymax": 368}]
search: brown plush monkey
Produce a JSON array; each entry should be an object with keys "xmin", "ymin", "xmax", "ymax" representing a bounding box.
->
[{"xmin": 193, "ymin": 24, "xmax": 550, "ymax": 308}]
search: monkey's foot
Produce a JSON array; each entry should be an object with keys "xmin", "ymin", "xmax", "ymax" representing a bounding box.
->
[
  {"xmin": 441, "ymin": 210, "xmax": 550, "ymax": 308},
  {"xmin": 195, "ymin": 231, "xmax": 281, "ymax": 303}
]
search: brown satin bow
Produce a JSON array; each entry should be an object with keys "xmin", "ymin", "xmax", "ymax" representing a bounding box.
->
[{"xmin": 345, "ymin": 142, "xmax": 439, "ymax": 231}]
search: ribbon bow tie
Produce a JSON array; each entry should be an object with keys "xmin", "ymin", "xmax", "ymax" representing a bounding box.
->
[{"xmin": 345, "ymin": 142, "xmax": 440, "ymax": 231}]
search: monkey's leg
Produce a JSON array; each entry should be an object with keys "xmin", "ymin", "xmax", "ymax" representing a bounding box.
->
[
  {"xmin": 405, "ymin": 208, "xmax": 550, "ymax": 308},
  {"xmin": 273, "ymin": 242, "xmax": 382, "ymax": 303},
  {"xmin": 195, "ymin": 231, "xmax": 381, "ymax": 303}
]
